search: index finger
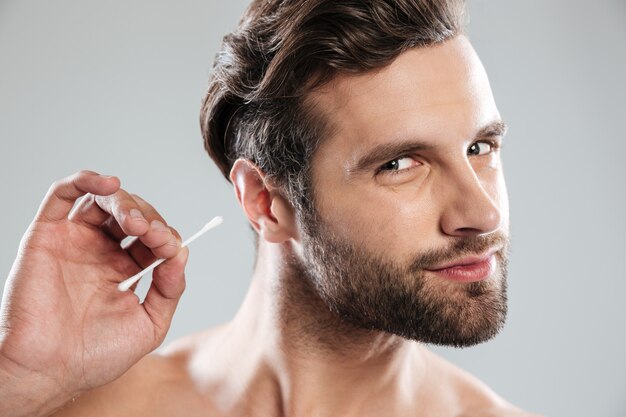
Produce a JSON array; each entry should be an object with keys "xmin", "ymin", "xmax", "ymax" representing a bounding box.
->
[{"xmin": 35, "ymin": 170, "xmax": 121, "ymax": 222}]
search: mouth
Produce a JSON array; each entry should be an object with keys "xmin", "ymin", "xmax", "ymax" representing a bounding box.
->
[{"xmin": 425, "ymin": 248, "xmax": 499, "ymax": 283}]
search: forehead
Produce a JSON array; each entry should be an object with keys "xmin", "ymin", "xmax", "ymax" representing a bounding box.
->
[{"xmin": 309, "ymin": 34, "xmax": 499, "ymax": 166}]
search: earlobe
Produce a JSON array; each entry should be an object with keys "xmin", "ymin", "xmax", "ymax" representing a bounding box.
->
[{"xmin": 229, "ymin": 158, "xmax": 298, "ymax": 243}]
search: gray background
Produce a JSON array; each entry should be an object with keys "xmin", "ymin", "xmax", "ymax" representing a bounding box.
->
[{"xmin": 1, "ymin": 1, "xmax": 625, "ymax": 416}]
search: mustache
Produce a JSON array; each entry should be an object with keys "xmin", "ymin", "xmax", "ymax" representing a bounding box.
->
[{"xmin": 407, "ymin": 232, "xmax": 509, "ymax": 273}]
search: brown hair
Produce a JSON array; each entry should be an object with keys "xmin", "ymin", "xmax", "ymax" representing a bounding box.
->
[{"xmin": 200, "ymin": 0, "xmax": 466, "ymax": 218}]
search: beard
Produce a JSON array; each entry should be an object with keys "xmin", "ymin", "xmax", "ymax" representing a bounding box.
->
[{"xmin": 296, "ymin": 204, "xmax": 509, "ymax": 348}]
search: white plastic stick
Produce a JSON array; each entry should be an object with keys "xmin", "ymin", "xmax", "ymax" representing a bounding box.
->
[{"xmin": 117, "ymin": 216, "xmax": 223, "ymax": 292}]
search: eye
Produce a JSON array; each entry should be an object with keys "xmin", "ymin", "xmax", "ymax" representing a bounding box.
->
[
  {"xmin": 468, "ymin": 140, "xmax": 501, "ymax": 156},
  {"xmin": 377, "ymin": 156, "xmax": 421, "ymax": 176}
]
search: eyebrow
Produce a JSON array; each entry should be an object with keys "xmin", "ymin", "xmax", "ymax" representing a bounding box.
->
[{"xmin": 348, "ymin": 120, "xmax": 509, "ymax": 175}]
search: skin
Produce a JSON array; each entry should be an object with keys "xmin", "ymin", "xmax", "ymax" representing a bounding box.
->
[{"xmin": 0, "ymin": 35, "xmax": 544, "ymax": 417}]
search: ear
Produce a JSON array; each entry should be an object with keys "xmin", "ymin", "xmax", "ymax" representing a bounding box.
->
[{"xmin": 229, "ymin": 158, "xmax": 299, "ymax": 243}]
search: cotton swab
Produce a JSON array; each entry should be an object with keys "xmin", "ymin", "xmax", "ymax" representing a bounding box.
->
[{"xmin": 117, "ymin": 216, "xmax": 223, "ymax": 292}]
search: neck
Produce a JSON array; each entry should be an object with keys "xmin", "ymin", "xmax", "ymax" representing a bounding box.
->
[{"xmin": 206, "ymin": 240, "xmax": 429, "ymax": 417}]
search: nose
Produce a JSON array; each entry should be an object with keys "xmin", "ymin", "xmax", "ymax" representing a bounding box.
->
[{"xmin": 439, "ymin": 165, "xmax": 502, "ymax": 238}]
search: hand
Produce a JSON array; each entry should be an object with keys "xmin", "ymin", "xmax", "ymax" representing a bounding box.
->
[{"xmin": 0, "ymin": 170, "xmax": 189, "ymax": 410}]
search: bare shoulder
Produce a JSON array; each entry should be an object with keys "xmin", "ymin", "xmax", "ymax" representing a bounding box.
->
[
  {"xmin": 419, "ymin": 346, "xmax": 547, "ymax": 417},
  {"xmin": 458, "ymin": 401, "xmax": 547, "ymax": 417},
  {"xmin": 50, "ymin": 333, "xmax": 211, "ymax": 417}
]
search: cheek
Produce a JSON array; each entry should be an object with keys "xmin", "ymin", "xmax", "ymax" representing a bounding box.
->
[{"xmin": 316, "ymin": 182, "xmax": 436, "ymax": 256}]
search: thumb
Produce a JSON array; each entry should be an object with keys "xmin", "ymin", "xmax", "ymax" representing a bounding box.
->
[{"xmin": 141, "ymin": 246, "xmax": 189, "ymax": 345}]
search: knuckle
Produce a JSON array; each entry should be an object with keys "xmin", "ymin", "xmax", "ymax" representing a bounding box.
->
[
  {"xmin": 49, "ymin": 179, "xmax": 63, "ymax": 193},
  {"xmin": 130, "ymin": 193, "xmax": 145, "ymax": 204},
  {"xmin": 132, "ymin": 194, "xmax": 157, "ymax": 212},
  {"xmin": 77, "ymin": 169, "xmax": 94, "ymax": 177},
  {"xmin": 119, "ymin": 190, "xmax": 138, "ymax": 205},
  {"xmin": 130, "ymin": 193, "xmax": 150, "ymax": 209},
  {"xmin": 73, "ymin": 170, "xmax": 96, "ymax": 186}
]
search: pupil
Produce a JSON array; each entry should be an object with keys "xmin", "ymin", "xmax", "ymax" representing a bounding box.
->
[
  {"xmin": 469, "ymin": 144, "xmax": 478, "ymax": 155},
  {"xmin": 386, "ymin": 160, "xmax": 398, "ymax": 170}
]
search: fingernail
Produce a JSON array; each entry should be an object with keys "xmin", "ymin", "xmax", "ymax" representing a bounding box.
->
[
  {"xmin": 130, "ymin": 209, "xmax": 145, "ymax": 221},
  {"xmin": 151, "ymin": 220, "xmax": 169, "ymax": 232},
  {"xmin": 100, "ymin": 174, "xmax": 115, "ymax": 179}
]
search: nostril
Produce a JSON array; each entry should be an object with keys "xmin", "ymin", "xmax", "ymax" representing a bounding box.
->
[{"xmin": 456, "ymin": 227, "xmax": 483, "ymax": 235}]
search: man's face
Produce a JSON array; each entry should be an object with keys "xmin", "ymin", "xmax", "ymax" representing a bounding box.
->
[{"xmin": 296, "ymin": 35, "xmax": 510, "ymax": 347}]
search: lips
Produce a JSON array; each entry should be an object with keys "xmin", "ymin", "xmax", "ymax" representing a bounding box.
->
[
  {"xmin": 426, "ymin": 248, "xmax": 498, "ymax": 271},
  {"xmin": 425, "ymin": 248, "xmax": 499, "ymax": 283}
]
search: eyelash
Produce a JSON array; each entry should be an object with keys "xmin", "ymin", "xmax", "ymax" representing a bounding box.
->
[{"xmin": 377, "ymin": 139, "xmax": 503, "ymax": 177}]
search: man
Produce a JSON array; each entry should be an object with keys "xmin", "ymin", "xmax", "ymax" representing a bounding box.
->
[{"xmin": 0, "ymin": 0, "xmax": 544, "ymax": 416}]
